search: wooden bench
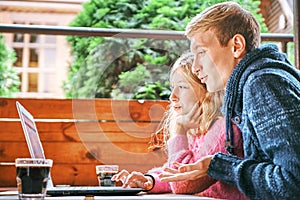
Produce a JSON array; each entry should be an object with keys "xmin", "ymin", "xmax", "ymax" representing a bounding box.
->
[{"xmin": 0, "ymin": 98, "xmax": 169, "ymax": 187}]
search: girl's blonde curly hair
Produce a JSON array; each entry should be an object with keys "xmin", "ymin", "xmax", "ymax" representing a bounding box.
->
[{"xmin": 148, "ymin": 52, "xmax": 224, "ymax": 152}]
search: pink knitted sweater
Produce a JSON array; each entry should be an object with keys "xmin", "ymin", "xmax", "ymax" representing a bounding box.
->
[{"xmin": 147, "ymin": 118, "xmax": 249, "ymax": 200}]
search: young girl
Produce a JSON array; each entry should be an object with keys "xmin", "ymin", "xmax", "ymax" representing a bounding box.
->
[{"xmin": 112, "ymin": 52, "xmax": 247, "ymax": 199}]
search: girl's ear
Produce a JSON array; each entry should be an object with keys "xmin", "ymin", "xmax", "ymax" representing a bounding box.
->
[{"xmin": 232, "ymin": 34, "xmax": 246, "ymax": 59}]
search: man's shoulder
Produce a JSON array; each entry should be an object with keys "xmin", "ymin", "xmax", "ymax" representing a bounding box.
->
[
  {"xmin": 241, "ymin": 67, "xmax": 300, "ymax": 108},
  {"xmin": 245, "ymin": 67, "xmax": 300, "ymax": 88}
]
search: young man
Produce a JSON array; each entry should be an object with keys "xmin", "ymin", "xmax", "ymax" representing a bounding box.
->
[{"xmin": 159, "ymin": 2, "xmax": 300, "ymax": 199}]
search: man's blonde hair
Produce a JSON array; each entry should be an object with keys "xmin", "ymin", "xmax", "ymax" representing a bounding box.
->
[{"xmin": 185, "ymin": 2, "xmax": 260, "ymax": 52}]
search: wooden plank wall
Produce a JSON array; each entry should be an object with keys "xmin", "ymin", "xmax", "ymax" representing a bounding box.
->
[{"xmin": 0, "ymin": 98, "xmax": 169, "ymax": 187}]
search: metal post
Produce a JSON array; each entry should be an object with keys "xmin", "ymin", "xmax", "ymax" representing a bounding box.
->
[{"xmin": 294, "ymin": 0, "xmax": 299, "ymax": 69}]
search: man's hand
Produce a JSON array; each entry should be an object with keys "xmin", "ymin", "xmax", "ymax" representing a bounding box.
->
[{"xmin": 159, "ymin": 155, "xmax": 213, "ymax": 182}]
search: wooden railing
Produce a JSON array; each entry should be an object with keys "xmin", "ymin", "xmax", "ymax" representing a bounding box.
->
[{"xmin": 0, "ymin": 98, "xmax": 169, "ymax": 187}]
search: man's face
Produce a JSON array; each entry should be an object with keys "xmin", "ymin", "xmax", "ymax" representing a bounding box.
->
[{"xmin": 190, "ymin": 29, "xmax": 237, "ymax": 92}]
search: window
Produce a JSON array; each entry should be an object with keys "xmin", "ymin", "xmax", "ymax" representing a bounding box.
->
[{"xmin": 11, "ymin": 22, "xmax": 60, "ymax": 97}]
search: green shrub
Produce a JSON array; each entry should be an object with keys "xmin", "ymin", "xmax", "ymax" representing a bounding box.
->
[
  {"xmin": 0, "ymin": 35, "xmax": 20, "ymax": 97},
  {"xmin": 64, "ymin": 0, "xmax": 266, "ymax": 99}
]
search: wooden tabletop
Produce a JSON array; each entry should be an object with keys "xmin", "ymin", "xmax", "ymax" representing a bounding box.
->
[
  {"xmin": 0, "ymin": 194, "xmax": 213, "ymax": 200},
  {"xmin": 0, "ymin": 189, "xmax": 214, "ymax": 199}
]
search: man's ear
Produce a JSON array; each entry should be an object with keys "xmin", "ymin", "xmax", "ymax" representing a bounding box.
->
[{"xmin": 232, "ymin": 34, "xmax": 246, "ymax": 59}]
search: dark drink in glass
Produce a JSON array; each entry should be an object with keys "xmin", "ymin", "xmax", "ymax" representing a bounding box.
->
[{"xmin": 15, "ymin": 158, "xmax": 52, "ymax": 200}]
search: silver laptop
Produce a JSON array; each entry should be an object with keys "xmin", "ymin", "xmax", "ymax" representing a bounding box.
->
[{"xmin": 16, "ymin": 101, "xmax": 142, "ymax": 196}]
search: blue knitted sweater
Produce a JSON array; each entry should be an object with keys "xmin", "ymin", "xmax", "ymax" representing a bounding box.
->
[{"xmin": 207, "ymin": 44, "xmax": 300, "ymax": 200}]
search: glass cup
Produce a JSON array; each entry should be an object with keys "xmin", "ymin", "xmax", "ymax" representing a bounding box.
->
[
  {"xmin": 95, "ymin": 165, "xmax": 119, "ymax": 187},
  {"xmin": 15, "ymin": 158, "xmax": 53, "ymax": 200}
]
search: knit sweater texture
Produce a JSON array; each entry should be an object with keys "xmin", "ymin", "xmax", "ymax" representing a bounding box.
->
[
  {"xmin": 148, "ymin": 118, "xmax": 248, "ymax": 200},
  {"xmin": 208, "ymin": 44, "xmax": 300, "ymax": 199}
]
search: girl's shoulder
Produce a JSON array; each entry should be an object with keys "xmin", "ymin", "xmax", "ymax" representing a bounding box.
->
[
  {"xmin": 204, "ymin": 117, "xmax": 226, "ymax": 143},
  {"xmin": 209, "ymin": 117, "xmax": 226, "ymax": 133},
  {"xmin": 206, "ymin": 117, "xmax": 241, "ymax": 143}
]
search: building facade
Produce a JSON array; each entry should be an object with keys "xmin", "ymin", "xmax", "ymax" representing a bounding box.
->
[{"xmin": 0, "ymin": 0, "xmax": 86, "ymax": 98}]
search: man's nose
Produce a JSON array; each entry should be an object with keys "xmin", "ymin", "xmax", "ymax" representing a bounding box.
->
[
  {"xmin": 192, "ymin": 63, "xmax": 200, "ymax": 75},
  {"xmin": 192, "ymin": 59, "xmax": 202, "ymax": 77}
]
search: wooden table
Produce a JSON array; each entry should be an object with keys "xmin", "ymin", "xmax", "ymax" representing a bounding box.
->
[
  {"xmin": 0, "ymin": 188, "xmax": 214, "ymax": 199},
  {"xmin": 0, "ymin": 194, "xmax": 213, "ymax": 200},
  {"xmin": 0, "ymin": 191, "xmax": 216, "ymax": 200}
]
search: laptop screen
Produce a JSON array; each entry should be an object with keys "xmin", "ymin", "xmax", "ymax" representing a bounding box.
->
[
  {"xmin": 16, "ymin": 101, "xmax": 55, "ymax": 187},
  {"xmin": 16, "ymin": 101, "xmax": 45, "ymax": 158},
  {"xmin": 16, "ymin": 101, "xmax": 45, "ymax": 159},
  {"xmin": 22, "ymin": 112, "xmax": 45, "ymax": 159}
]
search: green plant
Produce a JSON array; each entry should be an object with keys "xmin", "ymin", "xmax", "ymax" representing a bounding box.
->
[
  {"xmin": 64, "ymin": 0, "xmax": 267, "ymax": 99},
  {"xmin": 111, "ymin": 63, "xmax": 171, "ymax": 99},
  {"xmin": 133, "ymin": 81, "xmax": 170, "ymax": 100},
  {"xmin": 0, "ymin": 35, "xmax": 20, "ymax": 97}
]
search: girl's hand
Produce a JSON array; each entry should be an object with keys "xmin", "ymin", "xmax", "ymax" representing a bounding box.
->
[
  {"xmin": 112, "ymin": 170, "xmax": 153, "ymax": 190},
  {"xmin": 111, "ymin": 169, "xmax": 129, "ymax": 184},
  {"xmin": 174, "ymin": 102, "xmax": 201, "ymax": 134}
]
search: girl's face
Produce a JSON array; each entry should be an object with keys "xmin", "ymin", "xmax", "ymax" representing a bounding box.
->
[{"xmin": 169, "ymin": 69, "xmax": 200, "ymax": 115}]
